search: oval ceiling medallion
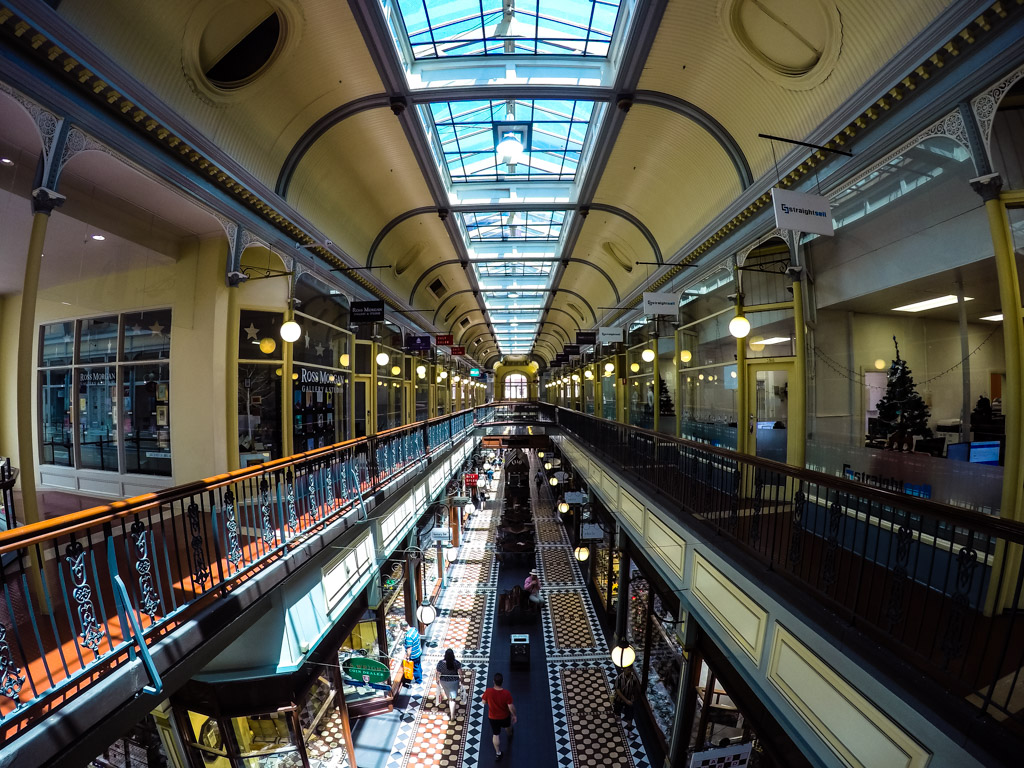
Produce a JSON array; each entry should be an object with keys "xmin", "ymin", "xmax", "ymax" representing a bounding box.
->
[
  {"xmin": 395, "ymin": 242, "xmax": 424, "ymax": 276},
  {"xmin": 720, "ymin": 0, "xmax": 841, "ymax": 90},
  {"xmin": 601, "ymin": 241, "xmax": 634, "ymax": 273}
]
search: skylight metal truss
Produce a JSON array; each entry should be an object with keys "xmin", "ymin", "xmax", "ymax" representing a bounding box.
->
[
  {"xmin": 460, "ymin": 209, "xmax": 566, "ymax": 241},
  {"xmin": 390, "ymin": 0, "xmax": 621, "ymax": 60},
  {"xmin": 425, "ymin": 99, "xmax": 595, "ymax": 184}
]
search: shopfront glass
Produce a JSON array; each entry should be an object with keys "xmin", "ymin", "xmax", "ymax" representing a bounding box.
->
[
  {"xmin": 376, "ymin": 345, "xmax": 404, "ymax": 432},
  {"xmin": 627, "ymin": 343, "xmax": 655, "ymax": 430},
  {"xmin": 238, "ymin": 310, "xmax": 284, "ymax": 465},
  {"xmin": 292, "ymin": 311, "xmax": 352, "ymax": 451}
]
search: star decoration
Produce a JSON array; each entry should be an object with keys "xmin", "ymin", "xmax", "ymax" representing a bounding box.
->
[
  {"xmin": 244, "ymin": 323, "xmax": 259, "ymax": 340},
  {"xmin": 148, "ymin": 321, "xmax": 165, "ymax": 337},
  {"xmin": 132, "ymin": 324, "xmax": 143, "ymax": 334},
  {"xmin": 304, "ymin": 332, "xmax": 311, "ymax": 348},
  {"xmin": 314, "ymin": 342, "xmax": 325, "ymax": 357}
]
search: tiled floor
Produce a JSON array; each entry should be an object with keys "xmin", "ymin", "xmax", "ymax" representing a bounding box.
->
[{"xmin": 364, "ymin": 460, "xmax": 651, "ymax": 768}]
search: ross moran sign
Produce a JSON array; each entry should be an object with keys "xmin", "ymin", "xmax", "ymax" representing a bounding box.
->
[{"xmin": 771, "ymin": 188, "xmax": 833, "ymax": 236}]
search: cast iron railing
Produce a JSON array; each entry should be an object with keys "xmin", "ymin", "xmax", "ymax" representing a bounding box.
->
[
  {"xmin": 555, "ymin": 407, "xmax": 1024, "ymax": 737},
  {"xmin": 0, "ymin": 407, "xmax": 489, "ymax": 738}
]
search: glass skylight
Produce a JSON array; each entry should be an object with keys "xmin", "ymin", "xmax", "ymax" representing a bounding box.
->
[
  {"xmin": 461, "ymin": 210, "xmax": 566, "ymax": 241},
  {"xmin": 472, "ymin": 260, "xmax": 555, "ymax": 280},
  {"xmin": 389, "ymin": 0, "xmax": 622, "ymax": 59},
  {"xmin": 425, "ymin": 99, "xmax": 595, "ymax": 184}
]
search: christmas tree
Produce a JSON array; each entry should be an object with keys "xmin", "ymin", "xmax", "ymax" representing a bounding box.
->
[
  {"xmin": 876, "ymin": 336, "xmax": 931, "ymax": 444},
  {"xmin": 657, "ymin": 375, "xmax": 675, "ymax": 417}
]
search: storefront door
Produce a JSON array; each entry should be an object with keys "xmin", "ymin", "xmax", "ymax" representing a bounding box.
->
[{"xmin": 745, "ymin": 362, "xmax": 792, "ymax": 464}]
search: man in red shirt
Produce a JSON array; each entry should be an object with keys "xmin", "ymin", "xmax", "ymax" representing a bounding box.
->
[{"xmin": 481, "ymin": 672, "xmax": 517, "ymax": 762}]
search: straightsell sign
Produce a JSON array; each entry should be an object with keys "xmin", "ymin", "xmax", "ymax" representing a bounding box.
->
[{"xmin": 771, "ymin": 187, "xmax": 833, "ymax": 236}]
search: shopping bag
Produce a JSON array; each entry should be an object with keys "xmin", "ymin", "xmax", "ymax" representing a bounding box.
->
[{"xmin": 402, "ymin": 659, "xmax": 414, "ymax": 681}]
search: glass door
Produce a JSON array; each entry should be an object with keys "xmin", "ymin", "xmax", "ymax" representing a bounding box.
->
[{"xmin": 747, "ymin": 364, "xmax": 791, "ymax": 463}]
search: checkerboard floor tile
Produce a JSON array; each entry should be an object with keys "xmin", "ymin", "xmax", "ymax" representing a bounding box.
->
[
  {"xmin": 540, "ymin": 547, "xmax": 579, "ymax": 586},
  {"xmin": 562, "ymin": 667, "xmax": 634, "ymax": 768},
  {"xmin": 536, "ymin": 521, "xmax": 568, "ymax": 545},
  {"xmin": 547, "ymin": 592, "xmax": 596, "ymax": 649},
  {"xmin": 400, "ymin": 669, "xmax": 475, "ymax": 768}
]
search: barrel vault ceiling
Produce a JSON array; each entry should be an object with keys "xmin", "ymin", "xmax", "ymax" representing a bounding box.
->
[{"xmin": 0, "ymin": 0, "xmax": 997, "ymax": 368}]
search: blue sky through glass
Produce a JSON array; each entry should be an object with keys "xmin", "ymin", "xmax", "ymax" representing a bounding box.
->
[{"xmin": 392, "ymin": 0, "xmax": 621, "ymax": 59}]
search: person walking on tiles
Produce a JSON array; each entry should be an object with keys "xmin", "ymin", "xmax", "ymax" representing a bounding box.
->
[
  {"xmin": 482, "ymin": 672, "xmax": 517, "ymax": 762},
  {"xmin": 436, "ymin": 648, "xmax": 463, "ymax": 719},
  {"xmin": 401, "ymin": 619, "xmax": 422, "ymax": 684}
]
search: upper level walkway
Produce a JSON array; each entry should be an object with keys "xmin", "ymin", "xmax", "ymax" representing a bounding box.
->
[{"xmin": 2, "ymin": 402, "xmax": 1023, "ymax": 767}]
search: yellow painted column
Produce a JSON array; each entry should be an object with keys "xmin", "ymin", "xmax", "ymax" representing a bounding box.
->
[
  {"xmin": 788, "ymin": 280, "xmax": 807, "ymax": 469},
  {"xmin": 282, "ymin": 328, "xmax": 295, "ymax": 455},
  {"xmin": 225, "ymin": 286, "xmax": 240, "ymax": 470},
  {"xmin": 652, "ymin": 344, "xmax": 660, "ymax": 433},
  {"xmin": 735, "ymin": 331, "xmax": 748, "ymax": 455},
  {"xmin": 17, "ymin": 191, "xmax": 64, "ymax": 530}
]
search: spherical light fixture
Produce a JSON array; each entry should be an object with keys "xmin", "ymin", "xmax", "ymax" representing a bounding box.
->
[
  {"xmin": 874, "ymin": 359, "xmax": 887, "ymax": 370},
  {"xmin": 391, "ymin": 365, "xmax": 401, "ymax": 376},
  {"xmin": 416, "ymin": 602, "xmax": 436, "ymax": 626},
  {"xmin": 571, "ymin": 373, "xmax": 580, "ymax": 382},
  {"xmin": 445, "ymin": 546, "xmax": 459, "ymax": 565},
  {"xmin": 630, "ymin": 362, "xmax": 640, "ymax": 373},
  {"xmin": 610, "ymin": 642, "xmax": 636, "ymax": 668},
  {"xmin": 454, "ymin": 375, "xmax": 462, "ymax": 383},
  {"xmin": 544, "ymin": 461, "xmax": 552, "ymax": 470},
  {"xmin": 275, "ymin": 368, "xmax": 283, "ymax": 377},
  {"xmin": 557, "ymin": 501, "xmax": 569, "ymax": 514},
  {"xmin": 604, "ymin": 362, "xmax": 615, "ymax": 373},
  {"xmin": 730, "ymin": 370, "xmax": 737, "ymax": 378},
  {"xmin": 258, "ymin": 337, "xmax": 277, "ymax": 355},
  {"xmin": 538, "ymin": 451, "xmax": 545, "ymax": 458},
  {"xmin": 584, "ymin": 369, "xmax": 594, "ymax": 380},
  {"xmin": 680, "ymin": 349, "xmax": 692, "ymax": 363},
  {"xmin": 574, "ymin": 546, "xmax": 590, "ymax": 562},
  {"xmin": 549, "ymin": 476, "xmax": 559, "ymax": 486},
  {"xmin": 698, "ymin": 373, "xmax": 704, "ymax": 380},
  {"xmin": 749, "ymin": 336, "xmax": 766, "ymax": 352},
  {"xmin": 291, "ymin": 372, "xmax": 299, "ymax": 381},
  {"xmin": 729, "ymin": 314, "xmax": 751, "ymax": 339},
  {"xmin": 440, "ymin": 371, "xmax": 449, "ymax": 379},
  {"xmin": 375, "ymin": 351, "xmax": 390, "ymax": 366},
  {"xmin": 641, "ymin": 348, "xmax": 656, "ymax": 363},
  {"xmin": 340, "ymin": 353, "xmax": 350, "ymax": 367},
  {"xmin": 416, "ymin": 365, "xmax": 426, "ymax": 378},
  {"xmin": 280, "ymin": 319, "xmax": 302, "ymax": 343},
  {"xmin": 496, "ymin": 132, "xmax": 525, "ymax": 166}
]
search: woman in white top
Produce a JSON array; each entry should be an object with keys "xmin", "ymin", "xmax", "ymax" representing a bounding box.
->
[{"xmin": 435, "ymin": 648, "xmax": 463, "ymax": 718}]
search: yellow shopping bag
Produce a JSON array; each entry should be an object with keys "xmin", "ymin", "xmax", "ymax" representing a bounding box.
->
[{"xmin": 402, "ymin": 659, "xmax": 414, "ymax": 681}]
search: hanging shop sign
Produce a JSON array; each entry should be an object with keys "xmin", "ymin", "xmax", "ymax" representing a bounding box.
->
[
  {"xmin": 599, "ymin": 327, "xmax": 623, "ymax": 345},
  {"xmin": 449, "ymin": 496, "xmax": 471, "ymax": 506},
  {"xmin": 564, "ymin": 491, "xmax": 587, "ymax": 504},
  {"xmin": 464, "ymin": 473, "xmax": 479, "ymax": 486},
  {"xmin": 342, "ymin": 656, "xmax": 392, "ymax": 684},
  {"xmin": 351, "ymin": 300, "xmax": 385, "ymax": 322},
  {"xmin": 469, "ymin": 368, "xmax": 481, "ymax": 377},
  {"xmin": 564, "ymin": 344, "xmax": 580, "ymax": 356},
  {"xmin": 450, "ymin": 346, "xmax": 466, "ymax": 355},
  {"xmin": 771, "ymin": 187, "xmax": 833, "ymax": 236},
  {"xmin": 406, "ymin": 335, "xmax": 431, "ymax": 351},
  {"xmin": 576, "ymin": 331, "xmax": 597, "ymax": 345},
  {"xmin": 580, "ymin": 523, "xmax": 605, "ymax": 541},
  {"xmin": 430, "ymin": 527, "xmax": 452, "ymax": 542},
  {"xmin": 643, "ymin": 292, "xmax": 678, "ymax": 315},
  {"xmin": 435, "ymin": 334, "xmax": 454, "ymax": 346}
]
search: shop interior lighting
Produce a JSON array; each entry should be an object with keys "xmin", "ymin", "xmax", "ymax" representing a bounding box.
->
[
  {"xmin": 641, "ymin": 348, "xmax": 655, "ymax": 363},
  {"xmin": 574, "ymin": 546, "xmax": 590, "ymax": 562},
  {"xmin": 376, "ymin": 351, "xmax": 390, "ymax": 366},
  {"xmin": 728, "ymin": 315, "xmax": 751, "ymax": 338},
  {"xmin": 280, "ymin": 317, "xmax": 302, "ymax": 343},
  {"xmin": 981, "ymin": 314, "xmax": 1003, "ymax": 321},
  {"xmin": 680, "ymin": 350, "xmax": 692, "ymax": 363},
  {"xmin": 90, "ymin": 234, "xmax": 106, "ymax": 241},
  {"xmin": 759, "ymin": 337, "xmax": 791, "ymax": 345},
  {"xmin": 391, "ymin": 365, "xmax": 401, "ymax": 376},
  {"xmin": 892, "ymin": 295, "xmax": 971, "ymax": 312}
]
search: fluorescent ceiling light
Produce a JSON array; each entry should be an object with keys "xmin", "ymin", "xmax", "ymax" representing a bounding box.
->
[
  {"xmin": 892, "ymin": 295, "xmax": 971, "ymax": 312},
  {"xmin": 759, "ymin": 337, "xmax": 791, "ymax": 345},
  {"xmin": 980, "ymin": 314, "xmax": 1003, "ymax": 321}
]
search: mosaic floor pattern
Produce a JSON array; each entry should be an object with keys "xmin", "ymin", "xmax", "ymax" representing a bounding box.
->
[
  {"xmin": 539, "ymin": 547, "xmax": 578, "ymax": 586},
  {"xmin": 548, "ymin": 592, "xmax": 596, "ymax": 649},
  {"xmin": 561, "ymin": 666, "xmax": 636, "ymax": 768},
  {"xmin": 305, "ymin": 709, "xmax": 351, "ymax": 767},
  {"xmin": 536, "ymin": 521, "xmax": 568, "ymax": 545},
  {"xmin": 399, "ymin": 669, "xmax": 476, "ymax": 768}
]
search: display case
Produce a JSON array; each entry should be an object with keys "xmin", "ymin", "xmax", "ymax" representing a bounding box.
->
[{"xmin": 592, "ymin": 541, "xmax": 620, "ymax": 614}]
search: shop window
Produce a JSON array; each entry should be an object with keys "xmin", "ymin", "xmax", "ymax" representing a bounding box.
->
[
  {"xmin": 237, "ymin": 364, "xmax": 282, "ymax": 465},
  {"xmin": 39, "ymin": 311, "xmax": 172, "ymax": 476}
]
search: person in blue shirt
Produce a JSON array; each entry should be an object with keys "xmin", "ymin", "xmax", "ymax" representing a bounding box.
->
[{"xmin": 401, "ymin": 619, "xmax": 422, "ymax": 684}]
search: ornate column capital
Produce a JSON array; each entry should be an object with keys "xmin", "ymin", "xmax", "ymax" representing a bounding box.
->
[
  {"xmin": 31, "ymin": 187, "xmax": 66, "ymax": 215},
  {"xmin": 970, "ymin": 173, "xmax": 1003, "ymax": 202}
]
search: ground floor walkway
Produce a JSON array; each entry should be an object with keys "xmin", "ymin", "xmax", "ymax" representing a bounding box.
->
[{"xmin": 352, "ymin": 451, "xmax": 651, "ymax": 768}]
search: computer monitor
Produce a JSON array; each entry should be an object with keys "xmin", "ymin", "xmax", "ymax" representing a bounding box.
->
[
  {"xmin": 969, "ymin": 440, "xmax": 1002, "ymax": 465},
  {"xmin": 946, "ymin": 442, "xmax": 969, "ymax": 462}
]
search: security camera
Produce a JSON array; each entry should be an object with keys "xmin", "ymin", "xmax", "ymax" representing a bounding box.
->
[
  {"xmin": 324, "ymin": 239, "xmax": 332, "ymax": 246},
  {"xmin": 784, "ymin": 266, "xmax": 804, "ymax": 278},
  {"xmin": 227, "ymin": 271, "xmax": 249, "ymax": 281}
]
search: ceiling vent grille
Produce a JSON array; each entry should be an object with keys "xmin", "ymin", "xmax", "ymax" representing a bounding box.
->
[{"xmin": 428, "ymin": 278, "xmax": 448, "ymax": 298}]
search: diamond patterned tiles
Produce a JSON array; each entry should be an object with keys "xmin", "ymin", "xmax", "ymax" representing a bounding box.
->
[
  {"xmin": 442, "ymin": 592, "xmax": 492, "ymax": 654},
  {"xmin": 459, "ymin": 549, "xmax": 494, "ymax": 586},
  {"xmin": 536, "ymin": 520, "xmax": 569, "ymax": 545},
  {"xmin": 562, "ymin": 667, "xmax": 637, "ymax": 768},
  {"xmin": 399, "ymin": 669, "xmax": 476, "ymax": 768},
  {"xmin": 539, "ymin": 547, "xmax": 581, "ymax": 586},
  {"xmin": 305, "ymin": 708, "xmax": 351, "ymax": 768},
  {"xmin": 548, "ymin": 592, "xmax": 595, "ymax": 649}
]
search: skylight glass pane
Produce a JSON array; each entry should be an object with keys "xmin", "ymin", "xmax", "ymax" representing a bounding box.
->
[
  {"xmin": 390, "ymin": 0, "xmax": 621, "ymax": 59},
  {"xmin": 425, "ymin": 99, "xmax": 595, "ymax": 183},
  {"xmin": 461, "ymin": 210, "xmax": 566, "ymax": 241}
]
